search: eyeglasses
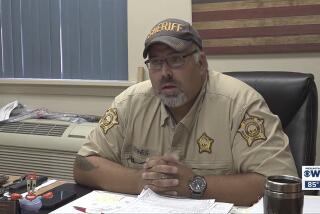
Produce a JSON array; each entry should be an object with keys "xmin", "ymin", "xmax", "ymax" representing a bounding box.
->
[{"xmin": 145, "ymin": 50, "xmax": 198, "ymax": 71}]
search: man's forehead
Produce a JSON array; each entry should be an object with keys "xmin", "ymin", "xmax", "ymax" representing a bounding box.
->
[
  {"xmin": 148, "ymin": 43, "xmax": 195, "ymax": 58},
  {"xmin": 148, "ymin": 43, "xmax": 178, "ymax": 57}
]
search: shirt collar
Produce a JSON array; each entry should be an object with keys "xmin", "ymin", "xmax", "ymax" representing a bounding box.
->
[
  {"xmin": 179, "ymin": 77, "xmax": 207, "ymax": 131},
  {"xmin": 160, "ymin": 101, "xmax": 170, "ymax": 127}
]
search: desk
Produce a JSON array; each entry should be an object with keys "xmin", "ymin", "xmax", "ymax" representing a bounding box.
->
[
  {"xmin": 39, "ymin": 183, "xmax": 91, "ymax": 214},
  {"xmin": 38, "ymin": 184, "xmax": 320, "ymax": 214}
]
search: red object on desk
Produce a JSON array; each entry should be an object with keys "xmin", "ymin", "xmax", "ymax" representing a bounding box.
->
[
  {"xmin": 10, "ymin": 193, "xmax": 22, "ymax": 200},
  {"xmin": 73, "ymin": 206, "xmax": 105, "ymax": 214},
  {"xmin": 73, "ymin": 206, "xmax": 86, "ymax": 213},
  {"xmin": 25, "ymin": 193, "xmax": 37, "ymax": 201},
  {"xmin": 42, "ymin": 191, "xmax": 54, "ymax": 199}
]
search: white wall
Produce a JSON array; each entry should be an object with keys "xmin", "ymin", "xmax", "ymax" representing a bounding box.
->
[
  {"xmin": 127, "ymin": 0, "xmax": 192, "ymax": 81},
  {"xmin": 0, "ymin": 79, "xmax": 131, "ymax": 116}
]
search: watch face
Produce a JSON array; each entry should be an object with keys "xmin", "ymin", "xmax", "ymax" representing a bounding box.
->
[{"xmin": 189, "ymin": 176, "xmax": 206, "ymax": 193}]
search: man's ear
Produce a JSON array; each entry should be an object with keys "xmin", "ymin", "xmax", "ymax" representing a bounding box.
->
[{"xmin": 198, "ymin": 51, "xmax": 208, "ymax": 73}]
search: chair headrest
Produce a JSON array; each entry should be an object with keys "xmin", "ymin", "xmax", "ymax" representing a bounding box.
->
[{"xmin": 225, "ymin": 71, "xmax": 316, "ymax": 128}]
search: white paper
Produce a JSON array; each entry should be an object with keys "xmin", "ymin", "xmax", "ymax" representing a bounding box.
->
[
  {"xmin": 0, "ymin": 100, "xmax": 19, "ymax": 121},
  {"xmin": 302, "ymin": 195, "xmax": 320, "ymax": 213},
  {"xmin": 50, "ymin": 190, "xmax": 136, "ymax": 213},
  {"xmin": 114, "ymin": 189, "xmax": 226, "ymax": 213},
  {"xmin": 240, "ymin": 195, "xmax": 320, "ymax": 214},
  {"xmin": 50, "ymin": 188, "xmax": 233, "ymax": 214}
]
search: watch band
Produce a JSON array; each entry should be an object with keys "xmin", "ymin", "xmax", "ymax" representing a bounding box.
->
[{"xmin": 191, "ymin": 190, "xmax": 203, "ymax": 199}]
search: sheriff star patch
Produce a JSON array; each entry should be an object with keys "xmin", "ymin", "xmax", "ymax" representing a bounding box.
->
[
  {"xmin": 238, "ymin": 113, "xmax": 267, "ymax": 147},
  {"xmin": 197, "ymin": 133, "xmax": 214, "ymax": 153},
  {"xmin": 99, "ymin": 108, "xmax": 119, "ymax": 134}
]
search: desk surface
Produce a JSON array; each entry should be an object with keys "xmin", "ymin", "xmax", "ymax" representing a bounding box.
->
[
  {"xmin": 39, "ymin": 183, "xmax": 320, "ymax": 214},
  {"xmin": 38, "ymin": 183, "xmax": 319, "ymax": 214},
  {"xmin": 39, "ymin": 183, "xmax": 91, "ymax": 214}
]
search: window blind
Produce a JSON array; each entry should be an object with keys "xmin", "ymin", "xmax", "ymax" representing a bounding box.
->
[{"xmin": 0, "ymin": 0, "xmax": 127, "ymax": 80}]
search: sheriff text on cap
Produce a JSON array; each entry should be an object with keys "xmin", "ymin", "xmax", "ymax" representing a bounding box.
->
[{"xmin": 143, "ymin": 18, "xmax": 202, "ymax": 59}]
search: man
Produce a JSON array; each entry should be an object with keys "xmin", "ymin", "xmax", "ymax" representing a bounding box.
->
[{"xmin": 73, "ymin": 18, "xmax": 298, "ymax": 206}]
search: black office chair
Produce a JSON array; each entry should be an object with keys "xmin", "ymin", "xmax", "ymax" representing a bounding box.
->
[{"xmin": 224, "ymin": 71, "xmax": 318, "ymax": 178}]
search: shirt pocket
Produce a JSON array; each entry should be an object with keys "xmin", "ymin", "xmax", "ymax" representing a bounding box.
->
[{"xmin": 187, "ymin": 161, "xmax": 234, "ymax": 176}]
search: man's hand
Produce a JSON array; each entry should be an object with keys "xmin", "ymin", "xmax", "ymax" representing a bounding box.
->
[
  {"xmin": 74, "ymin": 155, "xmax": 265, "ymax": 205},
  {"xmin": 142, "ymin": 154, "xmax": 194, "ymax": 197}
]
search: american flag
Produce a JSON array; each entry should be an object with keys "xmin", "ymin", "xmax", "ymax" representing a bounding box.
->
[{"xmin": 192, "ymin": 0, "xmax": 320, "ymax": 55}]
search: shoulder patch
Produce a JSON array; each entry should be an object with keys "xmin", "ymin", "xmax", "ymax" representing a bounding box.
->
[
  {"xmin": 197, "ymin": 133, "xmax": 214, "ymax": 153},
  {"xmin": 99, "ymin": 108, "xmax": 119, "ymax": 134},
  {"xmin": 238, "ymin": 113, "xmax": 267, "ymax": 147}
]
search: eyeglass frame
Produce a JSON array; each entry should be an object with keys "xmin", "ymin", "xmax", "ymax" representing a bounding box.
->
[{"xmin": 144, "ymin": 49, "xmax": 198, "ymax": 71}]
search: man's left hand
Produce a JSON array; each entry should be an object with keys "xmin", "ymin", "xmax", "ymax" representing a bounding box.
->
[{"xmin": 142, "ymin": 153, "xmax": 194, "ymax": 197}]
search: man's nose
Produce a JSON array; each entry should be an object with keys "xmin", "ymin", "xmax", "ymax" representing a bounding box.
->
[{"xmin": 161, "ymin": 60, "xmax": 173, "ymax": 77}]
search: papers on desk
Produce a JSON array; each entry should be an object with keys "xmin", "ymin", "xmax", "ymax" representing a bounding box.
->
[
  {"xmin": 303, "ymin": 195, "xmax": 320, "ymax": 213},
  {"xmin": 0, "ymin": 100, "xmax": 19, "ymax": 121},
  {"xmin": 50, "ymin": 188, "xmax": 233, "ymax": 213},
  {"xmin": 50, "ymin": 190, "xmax": 136, "ymax": 213},
  {"xmin": 117, "ymin": 189, "xmax": 233, "ymax": 213}
]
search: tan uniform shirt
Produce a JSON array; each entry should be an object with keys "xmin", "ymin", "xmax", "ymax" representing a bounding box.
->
[{"xmin": 78, "ymin": 71, "xmax": 298, "ymax": 177}]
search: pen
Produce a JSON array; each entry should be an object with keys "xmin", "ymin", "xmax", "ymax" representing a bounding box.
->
[
  {"xmin": 73, "ymin": 206, "xmax": 86, "ymax": 213},
  {"xmin": 73, "ymin": 206, "xmax": 106, "ymax": 214}
]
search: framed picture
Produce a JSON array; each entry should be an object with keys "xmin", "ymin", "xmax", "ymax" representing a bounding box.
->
[{"xmin": 192, "ymin": 0, "xmax": 320, "ymax": 55}]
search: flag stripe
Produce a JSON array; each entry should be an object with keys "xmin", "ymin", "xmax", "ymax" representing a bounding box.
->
[
  {"xmin": 198, "ymin": 24, "xmax": 320, "ymax": 39},
  {"xmin": 192, "ymin": 0, "xmax": 320, "ymax": 12},
  {"xmin": 193, "ymin": 5, "xmax": 320, "ymax": 22},
  {"xmin": 192, "ymin": 0, "xmax": 243, "ymax": 5},
  {"xmin": 193, "ymin": 15, "xmax": 320, "ymax": 29},
  {"xmin": 203, "ymin": 35, "xmax": 320, "ymax": 47},
  {"xmin": 203, "ymin": 43, "xmax": 320, "ymax": 55},
  {"xmin": 192, "ymin": 0, "xmax": 320, "ymax": 54}
]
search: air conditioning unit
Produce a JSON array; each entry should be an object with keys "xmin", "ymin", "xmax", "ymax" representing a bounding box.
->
[{"xmin": 0, "ymin": 119, "xmax": 97, "ymax": 181}]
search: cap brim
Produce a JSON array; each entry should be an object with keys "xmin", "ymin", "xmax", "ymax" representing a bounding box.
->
[{"xmin": 143, "ymin": 36, "xmax": 193, "ymax": 58}]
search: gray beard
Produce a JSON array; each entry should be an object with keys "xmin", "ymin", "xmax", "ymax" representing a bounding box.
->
[{"xmin": 158, "ymin": 92, "xmax": 188, "ymax": 108}]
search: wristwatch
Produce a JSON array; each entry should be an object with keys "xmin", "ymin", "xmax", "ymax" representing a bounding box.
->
[{"xmin": 188, "ymin": 175, "xmax": 207, "ymax": 199}]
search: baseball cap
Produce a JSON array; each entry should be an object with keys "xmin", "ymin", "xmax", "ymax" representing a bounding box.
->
[{"xmin": 143, "ymin": 18, "xmax": 202, "ymax": 59}]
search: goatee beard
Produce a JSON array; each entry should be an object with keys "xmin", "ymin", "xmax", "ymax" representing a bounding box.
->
[
  {"xmin": 158, "ymin": 92, "xmax": 188, "ymax": 107},
  {"xmin": 156, "ymin": 77, "xmax": 188, "ymax": 107}
]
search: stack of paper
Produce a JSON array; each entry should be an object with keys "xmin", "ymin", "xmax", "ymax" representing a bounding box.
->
[
  {"xmin": 114, "ymin": 189, "xmax": 233, "ymax": 213},
  {"xmin": 50, "ymin": 188, "xmax": 233, "ymax": 214}
]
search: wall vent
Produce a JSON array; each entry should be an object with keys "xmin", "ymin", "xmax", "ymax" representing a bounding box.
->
[
  {"xmin": 0, "ymin": 119, "xmax": 97, "ymax": 181},
  {"xmin": 0, "ymin": 145, "xmax": 76, "ymax": 181},
  {"xmin": 0, "ymin": 122, "xmax": 69, "ymax": 136}
]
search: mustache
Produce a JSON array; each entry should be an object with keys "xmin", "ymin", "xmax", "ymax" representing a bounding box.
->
[{"xmin": 159, "ymin": 77, "xmax": 178, "ymax": 85}]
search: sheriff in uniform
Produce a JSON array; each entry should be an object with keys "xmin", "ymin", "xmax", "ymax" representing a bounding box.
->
[{"xmin": 75, "ymin": 18, "xmax": 298, "ymax": 206}]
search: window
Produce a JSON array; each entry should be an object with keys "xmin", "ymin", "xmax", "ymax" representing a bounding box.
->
[{"xmin": 0, "ymin": 0, "xmax": 127, "ymax": 80}]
